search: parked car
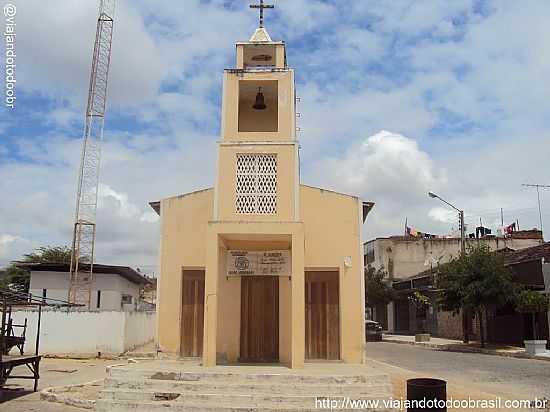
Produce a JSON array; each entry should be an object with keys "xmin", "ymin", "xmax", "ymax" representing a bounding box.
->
[{"xmin": 365, "ymin": 320, "xmax": 383, "ymax": 342}]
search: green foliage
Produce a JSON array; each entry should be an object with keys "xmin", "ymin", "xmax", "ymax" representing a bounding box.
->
[
  {"xmin": 22, "ymin": 245, "xmax": 71, "ymax": 264},
  {"xmin": 1, "ymin": 245, "xmax": 71, "ymax": 293},
  {"xmin": 436, "ymin": 244, "xmax": 518, "ymax": 315},
  {"xmin": 516, "ymin": 289, "xmax": 549, "ymax": 340},
  {"xmin": 408, "ymin": 291, "xmax": 431, "ymax": 308},
  {"xmin": 0, "ymin": 264, "xmax": 30, "ymax": 293},
  {"xmin": 516, "ymin": 289, "xmax": 549, "ymax": 315},
  {"xmin": 365, "ymin": 265, "xmax": 395, "ymax": 308}
]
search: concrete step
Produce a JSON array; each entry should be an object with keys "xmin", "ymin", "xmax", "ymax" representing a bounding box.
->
[
  {"xmin": 101, "ymin": 365, "xmax": 394, "ymax": 411},
  {"xmin": 95, "ymin": 399, "xmax": 392, "ymax": 412},
  {"xmin": 107, "ymin": 367, "xmax": 387, "ymax": 386},
  {"xmin": 100, "ymin": 388, "xmax": 391, "ymax": 407},
  {"xmin": 103, "ymin": 376, "xmax": 391, "ymax": 396}
]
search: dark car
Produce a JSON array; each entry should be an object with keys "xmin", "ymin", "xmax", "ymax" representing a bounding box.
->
[{"xmin": 365, "ymin": 320, "xmax": 383, "ymax": 342}]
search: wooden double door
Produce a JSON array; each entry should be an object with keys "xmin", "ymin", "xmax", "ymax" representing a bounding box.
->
[
  {"xmin": 181, "ymin": 270, "xmax": 205, "ymax": 358},
  {"xmin": 240, "ymin": 276, "xmax": 279, "ymax": 363},
  {"xmin": 305, "ymin": 271, "xmax": 340, "ymax": 360}
]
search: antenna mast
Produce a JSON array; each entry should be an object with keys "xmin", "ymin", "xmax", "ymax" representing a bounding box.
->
[
  {"xmin": 69, "ymin": 0, "xmax": 115, "ymax": 308},
  {"xmin": 522, "ymin": 183, "xmax": 549, "ymax": 242}
]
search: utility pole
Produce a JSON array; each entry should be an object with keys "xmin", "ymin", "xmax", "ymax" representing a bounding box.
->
[
  {"xmin": 522, "ymin": 183, "xmax": 549, "ymax": 243},
  {"xmin": 459, "ymin": 210, "xmax": 465, "ymax": 255},
  {"xmin": 428, "ymin": 191, "xmax": 468, "ymax": 343},
  {"xmin": 69, "ymin": 0, "xmax": 116, "ymax": 308}
]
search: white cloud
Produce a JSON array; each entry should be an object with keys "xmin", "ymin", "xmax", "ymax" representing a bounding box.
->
[
  {"xmin": 99, "ymin": 184, "xmax": 141, "ymax": 219},
  {"xmin": 0, "ymin": 234, "xmax": 34, "ymax": 267},
  {"xmin": 429, "ymin": 207, "xmax": 459, "ymax": 224},
  {"xmin": 98, "ymin": 184, "xmax": 160, "ymax": 223},
  {"xmin": 140, "ymin": 212, "xmax": 159, "ymax": 224},
  {"xmin": 308, "ymin": 130, "xmax": 444, "ymax": 197},
  {"xmin": 304, "ymin": 130, "xmax": 447, "ymax": 236},
  {"xmin": 3, "ymin": 1, "xmax": 550, "ymax": 274},
  {"xmin": 15, "ymin": 0, "xmax": 166, "ymax": 109}
]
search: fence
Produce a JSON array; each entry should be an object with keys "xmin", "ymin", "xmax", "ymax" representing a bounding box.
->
[{"xmin": 10, "ymin": 309, "xmax": 155, "ymax": 356}]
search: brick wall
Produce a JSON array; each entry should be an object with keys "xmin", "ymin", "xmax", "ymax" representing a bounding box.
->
[{"xmin": 436, "ymin": 309, "xmax": 463, "ymax": 340}]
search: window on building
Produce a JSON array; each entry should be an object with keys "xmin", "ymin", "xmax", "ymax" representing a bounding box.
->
[
  {"xmin": 96, "ymin": 290, "xmax": 101, "ymax": 309},
  {"xmin": 365, "ymin": 243, "xmax": 375, "ymax": 265},
  {"xmin": 121, "ymin": 294, "xmax": 133, "ymax": 305},
  {"xmin": 236, "ymin": 153, "xmax": 277, "ymax": 214},
  {"xmin": 42, "ymin": 288, "xmax": 47, "ymax": 302}
]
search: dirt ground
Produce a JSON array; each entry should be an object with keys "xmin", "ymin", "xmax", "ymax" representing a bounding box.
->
[
  {"xmin": 0, "ymin": 357, "xmax": 118, "ymax": 412},
  {"xmin": 2, "ymin": 353, "xmax": 548, "ymax": 411}
]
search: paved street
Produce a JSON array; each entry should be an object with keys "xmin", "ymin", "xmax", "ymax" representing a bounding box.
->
[
  {"xmin": 366, "ymin": 342, "xmax": 550, "ymax": 404},
  {"xmin": 2, "ymin": 348, "xmax": 550, "ymax": 411}
]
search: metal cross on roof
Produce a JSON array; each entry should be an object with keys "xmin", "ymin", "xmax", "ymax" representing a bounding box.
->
[{"xmin": 250, "ymin": 0, "xmax": 274, "ymax": 28}]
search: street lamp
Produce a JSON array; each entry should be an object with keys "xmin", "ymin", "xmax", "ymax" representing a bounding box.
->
[
  {"xmin": 427, "ymin": 191, "xmax": 465, "ymax": 256},
  {"xmin": 428, "ymin": 191, "xmax": 469, "ymax": 343}
]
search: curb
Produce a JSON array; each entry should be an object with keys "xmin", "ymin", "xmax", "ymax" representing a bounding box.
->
[
  {"xmin": 382, "ymin": 338, "xmax": 550, "ymax": 362},
  {"xmin": 40, "ymin": 379, "xmax": 103, "ymax": 410}
]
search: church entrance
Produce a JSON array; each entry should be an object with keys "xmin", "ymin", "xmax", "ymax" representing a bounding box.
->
[
  {"xmin": 305, "ymin": 271, "xmax": 340, "ymax": 360},
  {"xmin": 181, "ymin": 270, "xmax": 205, "ymax": 358},
  {"xmin": 240, "ymin": 276, "xmax": 279, "ymax": 363}
]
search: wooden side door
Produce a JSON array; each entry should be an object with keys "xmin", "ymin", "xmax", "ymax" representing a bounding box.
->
[
  {"xmin": 240, "ymin": 276, "xmax": 279, "ymax": 362},
  {"xmin": 181, "ymin": 270, "xmax": 205, "ymax": 358},
  {"xmin": 305, "ymin": 271, "xmax": 340, "ymax": 360}
]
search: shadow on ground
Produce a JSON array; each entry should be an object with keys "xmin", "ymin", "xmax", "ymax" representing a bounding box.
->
[{"xmin": 0, "ymin": 387, "xmax": 34, "ymax": 403}]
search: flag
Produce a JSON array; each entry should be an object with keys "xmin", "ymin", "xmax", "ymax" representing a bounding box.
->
[{"xmin": 406, "ymin": 226, "xmax": 418, "ymax": 237}]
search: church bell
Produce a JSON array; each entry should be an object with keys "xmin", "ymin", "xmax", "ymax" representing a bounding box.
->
[{"xmin": 253, "ymin": 87, "xmax": 267, "ymax": 110}]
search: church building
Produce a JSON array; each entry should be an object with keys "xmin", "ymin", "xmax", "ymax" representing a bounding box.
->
[{"xmin": 150, "ymin": 6, "xmax": 374, "ymax": 368}]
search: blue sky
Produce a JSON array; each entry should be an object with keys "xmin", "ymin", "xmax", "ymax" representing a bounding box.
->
[{"xmin": 1, "ymin": 0, "xmax": 550, "ymax": 272}]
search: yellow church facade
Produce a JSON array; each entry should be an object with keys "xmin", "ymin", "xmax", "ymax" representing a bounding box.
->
[{"xmin": 151, "ymin": 25, "xmax": 373, "ymax": 368}]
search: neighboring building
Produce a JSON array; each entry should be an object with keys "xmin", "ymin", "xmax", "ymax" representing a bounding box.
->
[
  {"xmin": 364, "ymin": 231, "xmax": 543, "ymax": 331},
  {"xmin": 389, "ymin": 242, "xmax": 550, "ymax": 347},
  {"xmin": 141, "ymin": 276, "xmax": 157, "ymax": 307},
  {"xmin": 150, "ymin": 24, "xmax": 373, "ymax": 368},
  {"xmin": 505, "ymin": 242, "xmax": 550, "ymax": 347},
  {"xmin": 18, "ymin": 262, "xmax": 151, "ymax": 311},
  {"xmin": 364, "ymin": 231, "xmax": 543, "ymax": 281}
]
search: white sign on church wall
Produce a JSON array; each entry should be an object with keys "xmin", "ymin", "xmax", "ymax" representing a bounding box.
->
[{"xmin": 227, "ymin": 250, "xmax": 291, "ymax": 277}]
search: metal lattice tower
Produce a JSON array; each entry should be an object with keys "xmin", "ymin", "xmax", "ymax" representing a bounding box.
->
[{"xmin": 69, "ymin": 0, "xmax": 115, "ymax": 308}]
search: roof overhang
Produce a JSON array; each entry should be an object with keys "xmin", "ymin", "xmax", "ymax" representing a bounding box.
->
[
  {"xmin": 149, "ymin": 201, "xmax": 160, "ymax": 216},
  {"xmin": 363, "ymin": 202, "xmax": 375, "ymax": 223},
  {"xmin": 15, "ymin": 262, "xmax": 152, "ymax": 286}
]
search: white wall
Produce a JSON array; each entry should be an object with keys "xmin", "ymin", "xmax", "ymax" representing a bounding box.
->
[
  {"xmin": 124, "ymin": 311, "xmax": 156, "ymax": 352},
  {"xmin": 10, "ymin": 310, "xmax": 156, "ymax": 356},
  {"xmin": 29, "ymin": 271, "xmax": 141, "ymax": 311}
]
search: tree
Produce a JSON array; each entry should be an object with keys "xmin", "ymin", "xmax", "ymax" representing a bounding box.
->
[
  {"xmin": 516, "ymin": 289, "xmax": 550, "ymax": 341},
  {"xmin": 436, "ymin": 244, "xmax": 518, "ymax": 347},
  {"xmin": 408, "ymin": 291, "xmax": 432, "ymax": 333},
  {"xmin": 0, "ymin": 265, "xmax": 30, "ymax": 293},
  {"xmin": 0, "ymin": 245, "xmax": 72, "ymax": 293},
  {"xmin": 365, "ymin": 265, "xmax": 395, "ymax": 315},
  {"xmin": 22, "ymin": 246, "xmax": 71, "ymax": 264}
]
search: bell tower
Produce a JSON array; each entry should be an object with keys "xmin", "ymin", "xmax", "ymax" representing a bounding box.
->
[
  {"xmin": 214, "ymin": 2, "xmax": 299, "ymax": 221},
  {"xmin": 155, "ymin": 1, "xmax": 369, "ymax": 369}
]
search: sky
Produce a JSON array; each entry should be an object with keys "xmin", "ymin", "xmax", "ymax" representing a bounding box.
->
[{"xmin": 1, "ymin": 0, "xmax": 550, "ymax": 274}]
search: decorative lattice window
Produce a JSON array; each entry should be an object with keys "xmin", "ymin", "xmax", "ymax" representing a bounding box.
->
[{"xmin": 236, "ymin": 154, "xmax": 277, "ymax": 214}]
